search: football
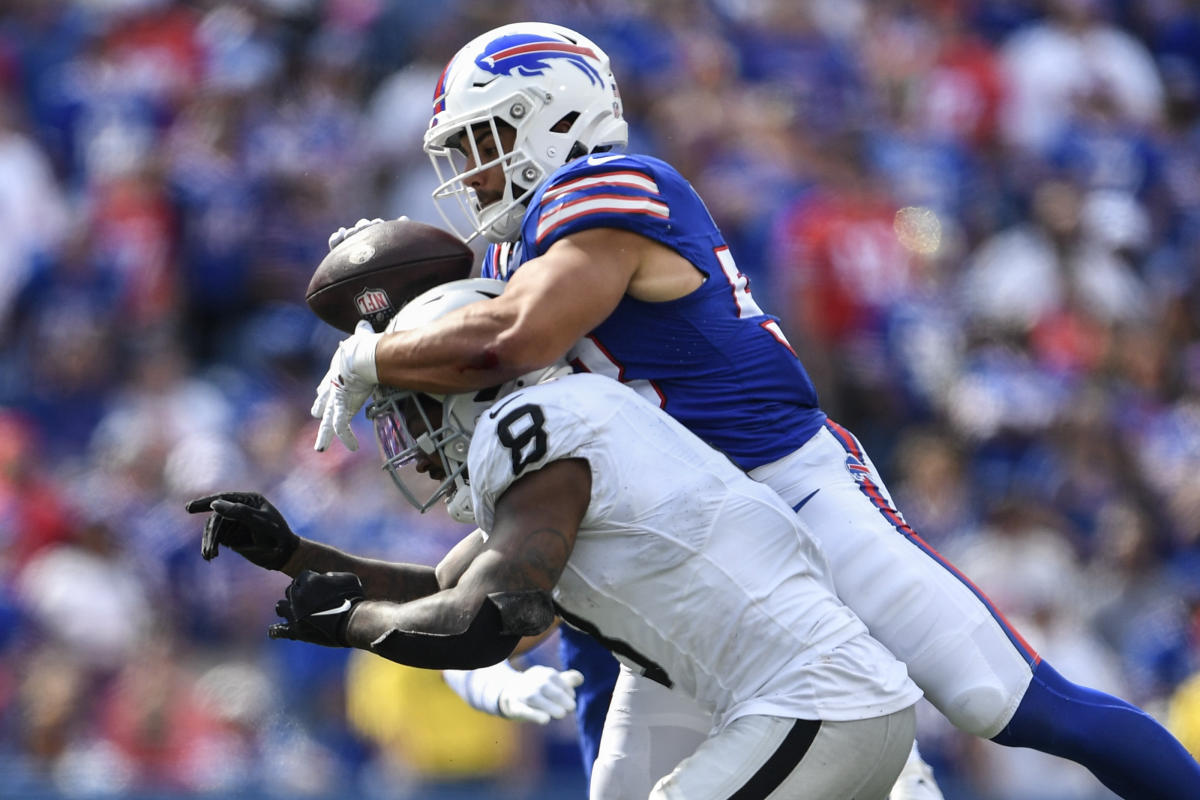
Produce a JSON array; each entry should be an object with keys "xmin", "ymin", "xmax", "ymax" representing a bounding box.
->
[{"xmin": 305, "ymin": 218, "xmax": 476, "ymax": 333}]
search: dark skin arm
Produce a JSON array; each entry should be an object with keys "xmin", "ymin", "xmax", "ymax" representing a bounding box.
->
[
  {"xmin": 280, "ymin": 538, "xmax": 443, "ymax": 603},
  {"xmin": 342, "ymin": 458, "xmax": 591, "ymax": 652},
  {"xmin": 188, "ymin": 491, "xmax": 450, "ymax": 603},
  {"xmin": 433, "ymin": 512, "xmax": 561, "ymax": 658},
  {"xmin": 372, "ymin": 228, "xmax": 702, "ymax": 393}
]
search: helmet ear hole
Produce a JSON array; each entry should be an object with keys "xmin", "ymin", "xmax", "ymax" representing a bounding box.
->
[{"xmin": 551, "ymin": 112, "xmax": 579, "ymax": 133}]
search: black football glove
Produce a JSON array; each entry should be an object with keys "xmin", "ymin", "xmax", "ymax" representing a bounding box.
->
[
  {"xmin": 185, "ymin": 491, "xmax": 299, "ymax": 570},
  {"xmin": 268, "ymin": 570, "xmax": 364, "ymax": 647}
]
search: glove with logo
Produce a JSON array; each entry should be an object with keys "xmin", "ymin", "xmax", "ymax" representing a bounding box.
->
[
  {"xmin": 186, "ymin": 491, "xmax": 299, "ymax": 570},
  {"xmin": 268, "ymin": 570, "xmax": 364, "ymax": 647}
]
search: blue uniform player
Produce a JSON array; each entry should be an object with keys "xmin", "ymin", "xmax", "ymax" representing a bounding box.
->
[
  {"xmin": 480, "ymin": 151, "xmax": 827, "ymax": 468},
  {"xmin": 313, "ymin": 22, "xmax": 1200, "ymax": 800}
]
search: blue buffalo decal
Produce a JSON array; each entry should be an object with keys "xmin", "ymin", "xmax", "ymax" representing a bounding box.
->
[{"xmin": 476, "ymin": 34, "xmax": 601, "ymax": 85}]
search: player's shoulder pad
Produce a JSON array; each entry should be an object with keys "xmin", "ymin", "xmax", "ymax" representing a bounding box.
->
[
  {"xmin": 528, "ymin": 153, "xmax": 680, "ymax": 250},
  {"xmin": 470, "ymin": 378, "xmax": 602, "ymax": 488},
  {"xmin": 472, "ymin": 379, "xmax": 589, "ymax": 452},
  {"xmin": 540, "ymin": 152, "xmax": 676, "ymax": 195}
]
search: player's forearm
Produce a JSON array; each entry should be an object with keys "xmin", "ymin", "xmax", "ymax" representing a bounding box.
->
[
  {"xmin": 282, "ymin": 538, "xmax": 439, "ymax": 601},
  {"xmin": 342, "ymin": 587, "xmax": 555, "ymax": 670},
  {"xmin": 373, "ymin": 303, "xmax": 560, "ymax": 393},
  {"xmin": 344, "ymin": 591, "xmax": 515, "ymax": 669}
]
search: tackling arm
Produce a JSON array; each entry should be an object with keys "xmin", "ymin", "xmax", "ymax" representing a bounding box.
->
[
  {"xmin": 339, "ymin": 458, "xmax": 591, "ymax": 669},
  {"xmin": 371, "ymin": 229, "xmax": 642, "ymax": 394}
]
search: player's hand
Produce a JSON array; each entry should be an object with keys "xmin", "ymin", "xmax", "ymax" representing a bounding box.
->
[
  {"xmin": 268, "ymin": 570, "xmax": 364, "ymax": 647},
  {"xmin": 498, "ymin": 666, "xmax": 585, "ymax": 724},
  {"xmin": 328, "ymin": 217, "xmax": 383, "ymax": 251},
  {"xmin": 185, "ymin": 491, "xmax": 299, "ymax": 570},
  {"xmin": 312, "ymin": 319, "xmax": 382, "ymax": 452},
  {"xmin": 327, "ymin": 215, "xmax": 408, "ymax": 251}
]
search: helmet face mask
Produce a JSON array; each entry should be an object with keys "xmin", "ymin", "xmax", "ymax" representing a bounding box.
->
[
  {"xmin": 369, "ymin": 366, "xmax": 570, "ymax": 524},
  {"xmin": 369, "ymin": 277, "xmax": 573, "ymax": 523},
  {"xmin": 369, "ymin": 388, "xmax": 476, "ymax": 523},
  {"xmin": 426, "ymin": 105, "xmax": 541, "ymax": 245},
  {"xmin": 424, "ymin": 22, "xmax": 628, "ymax": 244}
]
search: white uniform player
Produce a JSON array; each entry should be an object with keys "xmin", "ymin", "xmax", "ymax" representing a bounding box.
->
[
  {"xmin": 368, "ymin": 280, "xmax": 921, "ymax": 799},
  {"xmin": 469, "ymin": 373, "xmax": 921, "ymax": 733}
]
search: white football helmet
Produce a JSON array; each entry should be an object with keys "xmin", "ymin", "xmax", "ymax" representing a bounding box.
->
[
  {"xmin": 368, "ymin": 278, "xmax": 570, "ymax": 523},
  {"xmin": 423, "ymin": 22, "xmax": 628, "ymax": 244}
]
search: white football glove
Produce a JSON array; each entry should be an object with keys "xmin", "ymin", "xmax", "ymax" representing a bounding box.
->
[
  {"xmin": 498, "ymin": 665, "xmax": 585, "ymax": 725},
  {"xmin": 442, "ymin": 662, "xmax": 585, "ymax": 725},
  {"xmin": 327, "ymin": 215, "xmax": 409, "ymax": 251},
  {"xmin": 312, "ymin": 319, "xmax": 383, "ymax": 452}
]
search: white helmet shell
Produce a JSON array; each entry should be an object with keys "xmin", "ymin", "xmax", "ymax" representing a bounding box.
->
[{"xmin": 423, "ymin": 22, "xmax": 627, "ymax": 244}]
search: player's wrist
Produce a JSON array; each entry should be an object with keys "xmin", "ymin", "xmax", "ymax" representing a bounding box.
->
[
  {"xmin": 335, "ymin": 600, "xmax": 362, "ymax": 646},
  {"xmin": 444, "ymin": 660, "xmax": 520, "ymax": 717},
  {"xmin": 340, "ymin": 599, "xmax": 375, "ymax": 649},
  {"xmin": 355, "ymin": 331, "xmax": 379, "ymax": 383},
  {"xmin": 277, "ymin": 535, "xmax": 312, "ymax": 576},
  {"xmin": 347, "ymin": 329, "xmax": 381, "ymax": 384}
]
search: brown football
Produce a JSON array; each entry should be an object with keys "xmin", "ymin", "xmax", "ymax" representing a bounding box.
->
[{"xmin": 305, "ymin": 219, "xmax": 476, "ymax": 333}]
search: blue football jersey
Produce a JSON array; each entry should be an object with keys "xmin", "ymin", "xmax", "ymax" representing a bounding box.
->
[{"xmin": 481, "ymin": 153, "xmax": 825, "ymax": 469}]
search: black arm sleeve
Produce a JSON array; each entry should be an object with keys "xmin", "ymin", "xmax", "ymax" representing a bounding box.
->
[{"xmin": 359, "ymin": 590, "xmax": 556, "ymax": 670}]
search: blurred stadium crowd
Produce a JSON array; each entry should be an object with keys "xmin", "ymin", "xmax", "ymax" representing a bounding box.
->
[{"xmin": 1, "ymin": 0, "xmax": 1198, "ymax": 798}]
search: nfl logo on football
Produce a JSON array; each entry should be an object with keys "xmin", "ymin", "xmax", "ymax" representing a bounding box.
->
[{"xmin": 355, "ymin": 288, "xmax": 391, "ymax": 315}]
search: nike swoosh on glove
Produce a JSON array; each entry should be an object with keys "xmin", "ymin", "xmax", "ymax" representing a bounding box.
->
[{"xmin": 268, "ymin": 570, "xmax": 364, "ymax": 647}]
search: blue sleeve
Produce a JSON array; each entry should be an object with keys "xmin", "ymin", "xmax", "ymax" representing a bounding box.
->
[{"xmin": 528, "ymin": 156, "xmax": 675, "ymax": 254}]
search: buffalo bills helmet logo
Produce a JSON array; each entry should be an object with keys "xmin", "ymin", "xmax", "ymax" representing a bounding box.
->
[{"xmin": 476, "ymin": 33, "xmax": 602, "ymax": 85}]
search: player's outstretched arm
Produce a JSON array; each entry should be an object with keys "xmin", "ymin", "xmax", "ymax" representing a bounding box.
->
[
  {"xmin": 270, "ymin": 458, "xmax": 591, "ymax": 670},
  {"xmin": 186, "ymin": 491, "xmax": 443, "ymax": 602},
  {"xmin": 280, "ymin": 537, "xmax": 440, "ymax": 602}
]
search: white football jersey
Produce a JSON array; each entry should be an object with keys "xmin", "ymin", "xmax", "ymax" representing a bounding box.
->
[{"xmin": 469, "ymin": 373, "xmax": 921, "ymax": 729}]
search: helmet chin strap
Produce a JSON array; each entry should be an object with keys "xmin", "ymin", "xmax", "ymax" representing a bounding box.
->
[
  {"xmin": 446, "ymin": 480, "xmax": 475, "ymax": 523},
  {"xmin": 477, "ymin": 166, "xmax": 533, "ymax": 243},
  {"xmin": 481, "ymin": 201, "xmax": 527, "ymax": 243}
]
